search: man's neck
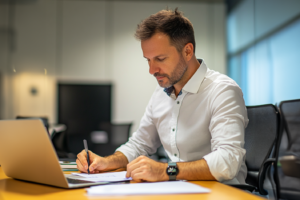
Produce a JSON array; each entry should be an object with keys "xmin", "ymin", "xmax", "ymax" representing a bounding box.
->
[{"xmin": 173, "ymin": 57, "xmax": 201, "ymax": 97}]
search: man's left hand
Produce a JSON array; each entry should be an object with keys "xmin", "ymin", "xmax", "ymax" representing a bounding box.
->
[{"xmin": 126, "ymin": 155, "xmax": 168, "ymax": 182}]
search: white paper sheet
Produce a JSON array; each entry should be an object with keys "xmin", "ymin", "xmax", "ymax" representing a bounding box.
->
[
  {"xmin": 86, "ymin": 181, "xmax": 211, "ymax": 196},
  {"xmin": 72, "ymin": 171, "xmax": 132, "ymax": 182},
  {"xmin": 59, "ymin": 161, "xmax": 77, "ymax": 164}
]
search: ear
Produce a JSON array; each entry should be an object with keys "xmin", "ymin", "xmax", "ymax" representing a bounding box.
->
[{"xmin": 182, "ymin": 43, "xmax": 194, "ymax": 62}]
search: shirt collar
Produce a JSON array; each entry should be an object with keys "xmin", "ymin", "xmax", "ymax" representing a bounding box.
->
[
  {"xmin": 163, "ymin": 59, "xmax": 207, "ymax": 97},
  {"xmin": 163, "ymin": 86, "xmax": 182, "ymax": 99},
  {"xmin": 182, "ymin": 59, "xmax": 207, "ymax": 94}
]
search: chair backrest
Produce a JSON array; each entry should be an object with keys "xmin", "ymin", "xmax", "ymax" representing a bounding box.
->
[
  {"xmin": 51, "ymin": 124, "xmax": 72, "ymax": 158},
  {"xmin": 244, "ymin": 105, "xmax": 280, "ymax": 188},
  {"xmin": 279, "ymin": 99, "xmax": 300, "ymax": 152},
  {"xmin": 274, "ymin": 99, "xmax": 300, "ymax": 200}
]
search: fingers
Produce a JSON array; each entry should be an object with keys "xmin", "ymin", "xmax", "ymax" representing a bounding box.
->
[
  {"xmin": 89, "ymin": 157, "xmax": 100, "ymax": 173},
  {"xmin": 77, "ymin": 150, "xmax": 100, "ymax": 172},
  {"xmin": 131, "ymin": 172, "xmax": 146, "ymax": 183},
  {"xmin": 126, "ymin": 155, "xmax": 147, "ymax": 178},
  {"xmin": 126, "ymin": 156, "xmax": 167, "ymax": 182},
  {"xmin": 126, "ymin": 160, "xmax": 142, "ymax": 178},
  {"xmin": 77, "ymin": 150, "xmax": 89, "ymax": 172},
  {"xmin": 130, "ymin": 166, "xmax": 146, "ymax": 182},
  {"xmin": 76, "ymin": 158, "xmax": 86, "ymax": 172},
  {"xmin": 77, "ymin": 150, "xmax": 105, "ymax": 173}
]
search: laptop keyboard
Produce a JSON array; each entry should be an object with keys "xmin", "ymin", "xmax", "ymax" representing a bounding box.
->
[{"xmin": 67, "ymin": 178, "xmax": 95, "ymax": 184}]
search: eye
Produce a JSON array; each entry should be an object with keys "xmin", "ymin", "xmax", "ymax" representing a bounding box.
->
[{"xmin": 157, "ymin": 57, "xmax": 166, "ymax": 62}]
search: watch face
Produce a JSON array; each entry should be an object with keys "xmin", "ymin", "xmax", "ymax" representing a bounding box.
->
[{"xmin": 167, "ymin": 166, "xmax": 177, "ymax": 175}]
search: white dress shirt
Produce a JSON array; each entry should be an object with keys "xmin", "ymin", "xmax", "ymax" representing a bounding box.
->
[{"xmin": 116, "ymin": 60, "xmax": 248, "ymax": 184}]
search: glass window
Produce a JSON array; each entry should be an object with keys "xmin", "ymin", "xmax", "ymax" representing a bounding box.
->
[{"xmin": 228, "ymin": 18, "xmax": 300, "ymax": 105}]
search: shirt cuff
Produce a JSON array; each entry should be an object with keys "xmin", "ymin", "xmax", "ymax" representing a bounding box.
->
[{"xmin": 203, "ymin": 152, "xmax": 235, "ymax": 182}]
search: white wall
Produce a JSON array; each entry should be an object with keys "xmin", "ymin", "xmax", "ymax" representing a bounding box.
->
[
  {"xmin": 1, "ymin": 0, "xmax": 57, "ymax": 122},
  {"xmin": 0, "ymin": 4, "xmax": 9, "ymax": 120},
  {"xmin": 60, "ymin": 0, "xmax": 107, "ymax": 80},
  {"xmin": 109, "ymin": 1, "xmax": 226, "ymax": 134},
  {"xmin": 0, "ymin": 0, "xmax": 226, "ymax": 135}
]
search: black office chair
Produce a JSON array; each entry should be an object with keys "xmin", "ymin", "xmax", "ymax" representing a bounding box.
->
[
  {"xmin": 230, "ymin": 104, "xmax": 280, "ymax": 195},
  {"xmin": 16, "ymin": 116, "xmax": 73, "ymax": 158},
  {"xmin": 265, "ymin": 99, "xmax": 300, "ymax": 200},
  {"xmin": 51, "ymin": 125, "xmax": 75, "ymax": 158},
  {"xmin": 91, "ymin": 122, "xmax": 132, "ymax": 157},
  {"xmin": 16, "ymin": 116, "xmax": 74, "ymax": 158},
  {"xmin": 280, "ymin": 99, "xmax": 300, "ymax": 153}
]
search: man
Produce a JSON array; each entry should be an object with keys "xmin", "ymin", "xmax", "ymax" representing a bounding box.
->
[{"xmin": 77, "ymin": 8, "xmax": 248, "ymax": 184}]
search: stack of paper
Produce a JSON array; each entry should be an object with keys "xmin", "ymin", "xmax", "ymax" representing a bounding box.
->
[
  {"xmin": 72, "ymin": 171, "xmax": 132, "ymax": 182},
  {"xmin": 86, "ymin": 181, "xmax": 211, "ymax": 196},
  {"xmin": 59, "ymin": 161, "xmax": 78, "ymax": 171}
]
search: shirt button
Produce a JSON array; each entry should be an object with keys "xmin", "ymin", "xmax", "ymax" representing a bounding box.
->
[
  {"xmin": 174, "ymin": 154, "xmax": 177, "ymax": 157},
  {"xmin": 177, "ymin": 101, "xmax": 180, "ymax": 104},
  {"xmin": 172, "ymin": 128, "xmax": 175, "ymax": 132}
]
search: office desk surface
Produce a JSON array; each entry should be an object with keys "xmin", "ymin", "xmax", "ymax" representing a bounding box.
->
[{"xmin": 0, "ymin": 167, "xmax": 264, "ymax": 200}]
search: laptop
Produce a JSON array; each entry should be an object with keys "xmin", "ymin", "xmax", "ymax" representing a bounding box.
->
[{"xmin": 0, "ymin": 119, "xmax": 128, "ymax": 188}]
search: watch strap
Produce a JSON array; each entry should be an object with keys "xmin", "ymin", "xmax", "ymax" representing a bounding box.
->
[
  {"xmin": 169, "ymin": 174, "xmax": 176, "ymax": 181},
  {"xmin": 168, "ymin": 162, "xmax": 176, "ymax": 167}
]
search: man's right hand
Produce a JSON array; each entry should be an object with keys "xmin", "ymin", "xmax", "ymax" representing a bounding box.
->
[{"xmin": 76, "ymin": 150, "xmax": 107, "ymax": 173}]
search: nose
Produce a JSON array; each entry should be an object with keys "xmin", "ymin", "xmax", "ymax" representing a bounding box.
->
[{"xmin": 149, "ymin": 61, "xmax": 159, "ymax": 75}]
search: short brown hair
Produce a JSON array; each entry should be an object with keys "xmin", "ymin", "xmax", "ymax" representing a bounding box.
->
[{"xmin": 135, "ymin": 8, "xmax": 196, "ymax": 53}]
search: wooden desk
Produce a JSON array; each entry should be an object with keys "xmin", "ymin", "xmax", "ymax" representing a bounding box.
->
[{"xmin": 0, "ymin": 167, "xmax": 265, "ymax": 200}]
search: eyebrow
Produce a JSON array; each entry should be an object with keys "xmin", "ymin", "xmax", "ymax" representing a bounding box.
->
[{"xmin": 144, "ymin": 54, "xmax": 167, "ymax": 59}]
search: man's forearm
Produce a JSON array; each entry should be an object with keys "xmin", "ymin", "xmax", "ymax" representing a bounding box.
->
[
  {"xmin": 102, "ymin": 152, "xmax": 216, "ymax": 181},
  {"xmin": 176, "ymin": 159, "xmax": 216, "ymax": 181},
  {"xmin": 103, "ymin": 151, "xmax": 129, "ymax": 171}
]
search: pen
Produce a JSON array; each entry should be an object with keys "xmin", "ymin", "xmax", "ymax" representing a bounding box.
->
[{"xmin": 83, "ymin": 139, "xmax": 90, "ymax": 174}]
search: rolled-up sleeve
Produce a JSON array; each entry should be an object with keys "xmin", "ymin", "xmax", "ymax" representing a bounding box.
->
[
  {"xmin": 203, "ymin": 82, "xmax": 248, "ymax": 182},
  {"xmin": 116, "ymin": 89, "xmax": 161, "ymax": 163}
]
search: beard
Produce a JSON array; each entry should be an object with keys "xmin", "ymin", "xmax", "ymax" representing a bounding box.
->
[{"xmin": 154, "ymin": 55, "xmax": 188, "ymax": 88}]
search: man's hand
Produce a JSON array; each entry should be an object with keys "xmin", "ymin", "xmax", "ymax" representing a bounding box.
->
[
  {"xmin": 76, "ymin": 150, "xmax": 108, "ymax": 173},
  {"xmin": 126, "ymin": 155, "xmax": 168, "ymax": 182}
]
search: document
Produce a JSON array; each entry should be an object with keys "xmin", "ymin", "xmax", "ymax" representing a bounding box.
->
[
  {"xmin": 59, "ymin": 161, "xmax": 77, "ymax": 169},
  {"xmin": 86, "ymin": 181, "xmax": 211, "ymax": 196},
  {"xmin": 72, "ymin": 171, "xmax": 132, "ymax": 182}
]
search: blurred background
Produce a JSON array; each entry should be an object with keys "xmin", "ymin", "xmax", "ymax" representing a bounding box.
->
[{"xmin": 0, "ymin": 0, "xmax": 299, "ymax": 159}]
